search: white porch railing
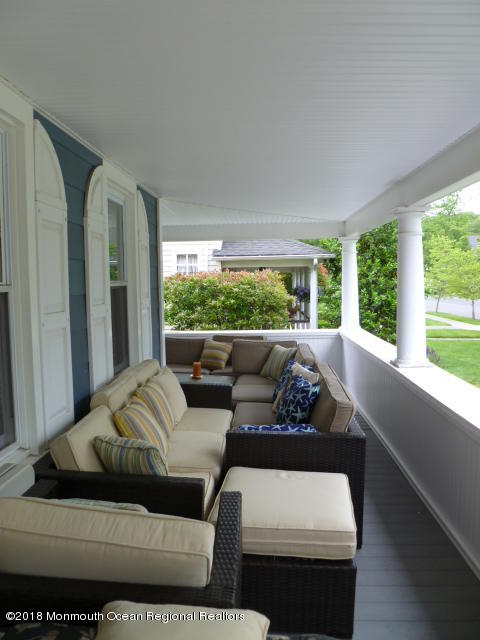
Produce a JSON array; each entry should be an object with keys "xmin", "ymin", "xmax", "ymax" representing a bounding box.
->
[{"xmin": 166, "ymin": 327, "xmax": 480, "ymax": 578}]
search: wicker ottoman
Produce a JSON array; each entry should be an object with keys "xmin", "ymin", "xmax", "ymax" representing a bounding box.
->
[{"xmin": 208, "ymin": 467, "xmax": 357, "ymax": 638}]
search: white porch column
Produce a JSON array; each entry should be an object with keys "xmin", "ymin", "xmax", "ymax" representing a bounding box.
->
[
  {"xmin": 393, "ymin": 206, "xmax": 429, "ymax": 367},
  {"xmin": 309, "ymin": 259, "xmax": 318, "ymax": 329},
  {"xmin": 339, "ymin": 235, "xmax": 360, "ymax": 329}
]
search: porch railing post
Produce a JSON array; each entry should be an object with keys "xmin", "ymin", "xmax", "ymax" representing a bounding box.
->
[
  {"xmin": 309, "ymin": 258, "xmax": 318, "ymax": 329},
  {"xmin": 392, "ymin": 206, "xmax": 429, "ymax": 367},
  {"xmin": 339, "ymin": 235, "xmax": 360, "ymax": 329}
]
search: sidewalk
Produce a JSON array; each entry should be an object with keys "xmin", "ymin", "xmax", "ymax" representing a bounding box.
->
[{"xmin": 425, "ymin": 314, "xmax": 480, "ymax": 331}]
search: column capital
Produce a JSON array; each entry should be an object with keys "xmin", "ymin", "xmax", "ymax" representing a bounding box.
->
[
  {"xmin": 338, "ymin": 234, "xmax": 360, "ymax": 247},
  {"xmin": 392, "ymin": 205, "xmax": 428, "ymax": 220}
]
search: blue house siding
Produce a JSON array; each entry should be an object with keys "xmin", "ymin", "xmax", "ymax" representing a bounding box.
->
[
  {"xmin": 139, "ymin": 188, "xmax": 160, "ymax": 360},
  {"xmin": 34, "ymin": 112, "xmax": 101, "ymax": 421}
]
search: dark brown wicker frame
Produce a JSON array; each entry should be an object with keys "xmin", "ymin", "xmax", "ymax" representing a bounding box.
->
[
  {"xmin": 0, "ymin": 480, "xmax": 242, "ymax": 623},
  {"xmin": 34, "ymin": 452, "xmax": 207, "ymax": 520},
  {"xmin": 242, "ymin": 554, "xmax": 356, "ymax": 638},
  {"xmin": 225, "ymin": 414, "xmax": 366, "ymax": 547}
]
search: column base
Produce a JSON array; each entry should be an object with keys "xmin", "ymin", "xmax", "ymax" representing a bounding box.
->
[{"xmin": 391, "ymin": 358, "xmax": 432, "ymax": 368}]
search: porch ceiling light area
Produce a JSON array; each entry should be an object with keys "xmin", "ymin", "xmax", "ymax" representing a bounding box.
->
[{"xmin": 1, "ymin": 1, "xmax": 480, "ymax": 237}]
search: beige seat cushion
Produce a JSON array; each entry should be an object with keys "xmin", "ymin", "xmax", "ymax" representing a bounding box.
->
[
  {"xmin": 90, "ymin": 375, "xmax": 137, "ymax": 412},
  {"xmin": 153, "ymin": 367, "xmax": 188, "ymax": 423},
  {"xmin": 175, "ymin": 407, "xmax": 233, "ymax": 435},
  {"xmin": 232, "ymin": 374, "xmax": 275, "ymax": 405},
  {"xmin": 211, "ymin": 365, "xmax": 234, "ymax": 376},
  {"xmin": 232, "ymin": 402, "xmax": 276, "ymax": 428},
  {"xmin": 50, "ymin": 406, "xmax": 118, "ymax": 471},
  {"xmin": 169, "ymin": 470, "xmax": 216, "ymax": 514},
  {"xmin": 97, "ymin": 602, "xmax": 270, "ymax": 640},
  {"xmin": 167, "ymin": 431, "xmax": 226, "ymax": 482},
  {"xmin": 128, "ymin": 359, "xmax": 161, "ymax": 386},
  {"xmin": 209, "ymin": 467, "xmax": 356, "ymax": 560},
  {"xmin": 0, "ymin": 497, "xmax": 215, "ymax": 587},
  {"xmin": 310, "ymin": 363, "xmax": 356, "ymax": 433}
]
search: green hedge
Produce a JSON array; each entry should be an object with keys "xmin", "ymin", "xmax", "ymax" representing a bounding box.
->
[{"xmin": 164, "ymin": 270, "xmax": 295, "ymax": 330}]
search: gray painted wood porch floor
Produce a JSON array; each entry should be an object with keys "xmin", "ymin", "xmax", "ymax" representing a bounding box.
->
[{"xmin": 350, "ymin": 417, "xmax": 480, "ymax": 640}]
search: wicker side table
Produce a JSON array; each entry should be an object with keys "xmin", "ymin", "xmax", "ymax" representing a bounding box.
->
[{"xmin": 175, "ymin": 373, "xmax": 236, "ymax": 410}]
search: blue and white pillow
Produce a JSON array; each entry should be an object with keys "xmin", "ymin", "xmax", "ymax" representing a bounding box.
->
[
  {"xmin": 276, "ymin": 375, "xmax": 320, "ymax": 424},
  {"xmin": 272, "ymin": 359, "xmax": 296, "ymax": 401},
  {"xmin": 237, "ymin": 424, "xmax": 317, "ymax": 433}
]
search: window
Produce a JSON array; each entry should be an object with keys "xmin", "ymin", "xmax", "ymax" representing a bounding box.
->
[
  {"xmin": 0, "ymin": 129, "xmax": 15, "ymax": 451},
  {"xmin": 177, "ymin": 254, "xmax": 198, "ymax": 274},
  {"xmin": 108, "ymin": 196, "xmax": 129, "ymax": 375}
]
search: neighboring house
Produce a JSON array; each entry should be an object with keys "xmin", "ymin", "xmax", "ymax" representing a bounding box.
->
[
  {"xmin": 163, "ymin": 239, "xmax": 333, "ymax": 328},
  {"xmin": 162, "ymin": 241, "xmax": 222, "ymax": 277}
]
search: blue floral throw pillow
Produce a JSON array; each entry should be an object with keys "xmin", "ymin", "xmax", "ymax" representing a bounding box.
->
[
  {"xmin": 272, "ymin": 359, "xmax": 296, "ymax": 401},
  {"xmin": 276, "ymin": 375, "xmax": 320, "ymax": 424},
  {"xmin": 237, "ymin": 424, "xmax": 317, "ymax": 433}
]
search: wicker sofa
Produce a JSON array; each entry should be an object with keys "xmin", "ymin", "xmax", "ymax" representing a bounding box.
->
[
  {"xmin": 227, "ymin": 358, "xmax": 366, "ymax": 547},
  {"xmin": 36, "ymin": 360, "xmax": 232, "ymax": 519},
  {"xmin": 0, "ymin": 480, "xmax": 242, "ymax": 618}
]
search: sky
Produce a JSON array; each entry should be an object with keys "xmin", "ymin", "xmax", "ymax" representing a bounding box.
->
[{"xmin": 456, "ymin": 181, "xmax": 480, "ymax": 214}]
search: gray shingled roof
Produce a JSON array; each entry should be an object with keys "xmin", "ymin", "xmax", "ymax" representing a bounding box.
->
[{"xmin": 212, "ymin": 239, "xmax": 334, "ymax": 258}]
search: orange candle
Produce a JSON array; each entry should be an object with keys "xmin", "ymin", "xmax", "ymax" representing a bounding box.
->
[{"xmin": 193, "ymin": 361, "xmax": 202, "ymax": 377}]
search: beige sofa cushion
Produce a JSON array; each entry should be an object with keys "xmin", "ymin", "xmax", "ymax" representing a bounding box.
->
[
  {"xmin": 209, "ymin": 467, "xmax": 356, "ymax": 560},
  {"xmin": 310, "ymin": 363, "xmax": 356, "ymax": 433},
  {"xmin": 97, "ymin": 602, "xmax": 270, "ymax": 640},
  {"xmin": 153, "ymin": 367, "xmax": 188, "ymax": 423},
  {"xmin": 167, "ymin": 431, "xmax": 225, "ymax": 482},
  {"xmin": 90, "ymin": 374, "xmax": 137, "ymax": 412},
  {"xmin": 0, "ymin": 497, "xmax": 215, "ymax": 587},
  {"xmin": 232, "ymin": 375, "xmax": 275, "ymax": 405},
  {"xmin": 175, "ymin": 407, "xmax": 233, "ymax": 435},
  {"xmin": 232, "ymin": 402, "xmax": 276, "ymax": 428},
  {"xmin": 50, "ymin": 406, "xmax": 117, "ymax": 471},
  {"xmin": 213, "ymin": 334, "xmax": 265, "ymax": 365},
  {"xmin": 128, "ymin": 359, "xmax": 161, "ymax": 386},
  {"xmin": 166, "ymin": 337, "xmax": 205, "ymax": 365},
  {"xmin": 232, "ymin": 340, "xmax": 297, "ymax": 374}
]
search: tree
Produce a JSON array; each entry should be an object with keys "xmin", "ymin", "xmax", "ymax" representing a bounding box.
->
[
  {"xmin": 425, "ymin": 236, "xmax": 459, "ymax": 311},
  {"xmin": 164, "ymin": 269, "xmax": 295, "ymax": 330},
  {"xmin": 447, "ymin": 248, "xmax": 480, "ymax": 319},
  {"xmin": 304, "ymin": 223, "xmax": 398, "ymax": 343}
]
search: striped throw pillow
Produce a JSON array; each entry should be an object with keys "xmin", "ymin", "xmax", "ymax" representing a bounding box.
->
[
  {"xmin": 260, "ymin": 344, "xmax": 297, "ymax": 381},
  {"xmin": 200, "ymin": 339, "xmax": 232, "ymax": 371},
  {"xmin": 114, "ymin": 399, "xmax": 168, "ymax": 455},
  {"xmin": 135, "ymin": 380, "xmax": 175, "ymax": 438},
  {"xmin": 94, "ymin": 435, "xmax": 168, "ymax": 476}
]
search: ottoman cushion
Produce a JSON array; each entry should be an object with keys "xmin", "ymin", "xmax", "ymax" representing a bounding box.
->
[{"xmin": 209, "ymin": 467, "xmax": 356, "ymax": 560}]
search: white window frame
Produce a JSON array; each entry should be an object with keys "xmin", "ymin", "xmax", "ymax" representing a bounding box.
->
[
  {"xmin": 0, "ymin": 80, "xmax": 42, "ymax": 460},
  {"xmin": 176, "ymin": 253, "xmax": 198, "ymax": 274},
  {"xmin": 104, "ymin": 161, "xmax": 141, "ymax": 367}
]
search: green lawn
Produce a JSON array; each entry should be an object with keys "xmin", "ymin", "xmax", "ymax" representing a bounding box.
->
[
  {"xmin": 426, "ymin": 329, "xmax": 480, "ymax": 339},
  {"xmin": 429, "ymin": 311, "xmax": 480, "ymax": 326},
  {"xmin": 426, "ymin": 318, "xmax": 446, "ymax": 326},
  {"xmin": 427, "ymin": 340, "xmax": 480, "ymax": 387}
]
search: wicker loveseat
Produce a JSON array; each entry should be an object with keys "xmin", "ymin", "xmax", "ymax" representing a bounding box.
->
[
  {"xmin": 36, "ymin": 360, "xmax": 232, "ymax": 519},
  {"xmin": 0, "ymin": 480, "xmax": 242, "ymax": 619}
]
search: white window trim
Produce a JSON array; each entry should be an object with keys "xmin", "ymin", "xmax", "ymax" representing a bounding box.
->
[
  {"xmin": 0, "ymin": 79, "xmax": 43, "ymax": 459},
  {"xmin": 176, "ymin": 253, "xmax": 198, "ymax": 274},
  {"xmin": 104, "ymin": 161, "xmax": 141, "ymax": 367}
]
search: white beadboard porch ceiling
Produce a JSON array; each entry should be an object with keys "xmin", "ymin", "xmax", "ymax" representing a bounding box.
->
[{"xmin": 1, "ymin": 1, "xmax": 480, "ymax": 239}]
